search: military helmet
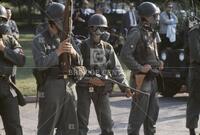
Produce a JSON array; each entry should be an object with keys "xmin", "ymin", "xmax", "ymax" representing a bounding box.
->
[
  {"xmin": 137, "ymin": 2, "xmax": 160, "ymax": 17},
  {"xmin": 46, "ymin": 2, "xmax": 65, "ymax": 21},
  {"xmin": 0, "ymin": 5, "xmax": 8, "ymax": 20},
  {"xmin": 88, "ymin": 14, "xmax": 108, "ymax": 27}
]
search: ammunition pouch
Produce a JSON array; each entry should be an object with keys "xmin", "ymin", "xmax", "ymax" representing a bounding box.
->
[
  {"xmin": 68, "ymin": 66, "xmax": 87, "ymax": 82},
  {"xmin": 6, "ymin": 76, "xmax": 26, "ymax": 106},
  {"xmin": 15, "ymin": 88, "xmax": 26, "ymax": 106},
  {"xmin": 32, "ymin": 68, "xmax": 48, "ymax": 91}
]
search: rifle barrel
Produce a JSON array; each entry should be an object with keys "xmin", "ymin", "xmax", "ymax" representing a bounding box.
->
[{"xmin": 87, "ymin": 71, "xmax": 150, "ymax": 96}]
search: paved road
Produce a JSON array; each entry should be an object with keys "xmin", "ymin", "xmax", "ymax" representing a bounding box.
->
[{"xmin": 0, "ymin": 93, "xmax": 199, "ymax": 135}]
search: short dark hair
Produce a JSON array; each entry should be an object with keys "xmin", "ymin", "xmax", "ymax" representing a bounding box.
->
[{"xmin": 165, "ymin": 2, "xmax": 173, "ymax": 8}]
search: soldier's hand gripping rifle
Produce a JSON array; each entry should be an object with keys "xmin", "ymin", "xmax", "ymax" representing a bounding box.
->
[
  {"xmin": 59, "ymin": 0, "xmax": 73, "ymax": 79},
  {"xmin": 87, "ymin": 71, "xmax": 150, "ymax": 96}
]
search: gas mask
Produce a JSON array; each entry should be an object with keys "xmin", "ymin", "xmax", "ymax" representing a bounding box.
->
[
  {"xmin": 0, "ymin": 18, "xmax": 10, "ymax": 37},
  {"xmin": 90, "ymin": 26, "xmax": 110, "ymax": 43}
]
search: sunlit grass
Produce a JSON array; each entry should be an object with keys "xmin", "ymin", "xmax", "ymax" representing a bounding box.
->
[{"xmin": 16, "ymin": 33, "xmax": 37, "ymax": 96}]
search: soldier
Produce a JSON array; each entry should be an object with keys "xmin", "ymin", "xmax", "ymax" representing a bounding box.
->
[
  {"xmin": 76, "ymin": 14, "xmax": 132, "ymax": 135},
  {"xmin": 6, "ymin": 7, "xmax": 19, "ymax": 40},
  {"xmin": 32, "ymin": 2, "xmax": 82, "ymax": 135},
  {"xmin": 186, "ymin": 24, "xmax": 200, "ymax": 135},
  {"xmin": 0, "ymin": 5, "xmax": 25, "ymax": 135},
  {"xmin": 120, "ymin": 2, "xmax": 163, "ymax": 135}
]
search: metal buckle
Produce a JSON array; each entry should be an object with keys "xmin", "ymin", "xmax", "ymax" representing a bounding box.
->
[{"xmin": 89, "ymin": 87, "xmax": 94, "ymax": 93}]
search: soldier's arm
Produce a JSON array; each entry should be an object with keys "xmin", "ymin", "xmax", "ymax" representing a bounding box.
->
[
  {"xmin": 71, "ymin": 38, "xmax": 83, "ymax": 66},
  {"xmin": 107, "ymin": 46, "xmax": 129, "ymax": 92},
  {"xmin": 32, "ymin": 35, "xmax": 59, "ymax": 70},
  {"xmin": 188, "ymin": 29, "xmax": 200, "ymax": 62},
  {"xmin": 2, "ymin": 36, "xmax": 25, "ymax": 66},
  {"xmin": 120, "ymin": 28, "xmax": 143, "ymax": 74}
]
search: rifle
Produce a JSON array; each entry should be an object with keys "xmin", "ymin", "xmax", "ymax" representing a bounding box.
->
[
  {"xmin": 87, "ymin": 71, "xmax": 150, "ymax": 96},
  {"xmin": 59, "ymin": 0, "xmax": 73, "ymax": 79}
]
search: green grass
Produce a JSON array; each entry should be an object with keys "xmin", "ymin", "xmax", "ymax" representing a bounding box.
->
[{"xmin": 16, "ymin": 33, "xmax": 37, "ymax": 96}]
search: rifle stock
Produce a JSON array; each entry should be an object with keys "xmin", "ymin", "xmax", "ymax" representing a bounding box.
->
[{"xmin": 59, "ymin": 0, "xmax": 73, "ymax": 78}]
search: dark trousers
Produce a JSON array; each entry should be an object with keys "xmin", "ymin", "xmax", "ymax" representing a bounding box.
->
[
  {"xmin": 186, "ymin": 67, "xmax": 200, "ymax": 129},
  {"xmin": 0, "ymin": 80, "xmax": 22, "ymax": 135},
  {"xmin": 37, "ymin": 78, "xmax": 78, "ymax": 135},
  {"xmin": 76, "ymin": 85, "xmax": 114, "ymax": 135},
  {"xmin": 159, "ymin": 34, "xmax": 175, "ymax": 51},
  {"xmin": 128, "ymin": 79, "xmax": 159, "ymax": 135}
]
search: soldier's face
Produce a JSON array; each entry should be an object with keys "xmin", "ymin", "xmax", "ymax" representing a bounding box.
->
[
  {"xmin": 146, "ymin": 14, "xmax": 160, "ymax": 26},
  {"xmin": 7, "ymin": 9, "xmax": 11, "ymax": 20},
  {"xmin": 89, "ymin": 26, "xmax": 106, "ymax": 43}
]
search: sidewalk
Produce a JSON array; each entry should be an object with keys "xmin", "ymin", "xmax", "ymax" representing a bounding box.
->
[{"xmin": 1, "ymin": 94, "xmax": 197, "ymax": 135}]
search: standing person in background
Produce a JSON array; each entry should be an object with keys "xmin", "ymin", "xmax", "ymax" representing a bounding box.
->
[
  {"xmin": 6, "ymin": 7, "xmax": 19, "ymax": 40},
  {"xmin": 0, "ymin": 5, "xmax": 25, "ymax": 135},
  {"xmin": 159, "ymin": 2, "xmax": 178, "ymax": 50},
  {"xmin": 123, "ymin": 2, "xmax": 138, "ymax": 30},
  {"xmin": 121, "ymin": 2, "xmax": 163, "ymax": 135}
]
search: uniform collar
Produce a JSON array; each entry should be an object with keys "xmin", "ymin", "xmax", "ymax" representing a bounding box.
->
[{"xmin": 89, "ymin": 37, "xmax": 103, "ymax": 48}]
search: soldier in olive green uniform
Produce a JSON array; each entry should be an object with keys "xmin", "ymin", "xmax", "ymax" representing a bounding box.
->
[
  {"xmin": 186, "ymin": 24, "xmax": 200, "ymax": 135},
  {"xmin": 120, "ymin": 2, "xmax": 163, "ymax": 135},
  {"xmin": 77, "ymin": 14, "xmax": 132, "ymax": 135},
  {"xmin": 0, "ymin": 5, "xmax": 25, "ymax": 135},
  {"xmin": 32, "ymin": 2, "xmax": 82, "ymax": 135}
]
